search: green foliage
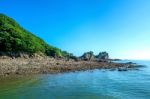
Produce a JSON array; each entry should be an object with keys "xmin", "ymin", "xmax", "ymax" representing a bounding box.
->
[
  {"xmin": 0, "ymin": 13, "xmax": 68, "ymax": 58},
  {"xmin": 62, "ymin": 51, "xmax": 78, "ymax": 60},
  {"xmin": 46, "ymin": 47, "xmax": 63, "ymax": 58}
]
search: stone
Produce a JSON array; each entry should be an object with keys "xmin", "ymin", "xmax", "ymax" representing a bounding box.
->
[
  {"xmin": 80, "ymin": 51, "xmax": 95, "ymax": 61},
  {"xmin": 96, "ymin": 52, "xmax": 109, "ymax": 60}
]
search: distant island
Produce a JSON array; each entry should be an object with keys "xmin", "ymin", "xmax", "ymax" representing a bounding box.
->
[{"xmin": 0, "ymin": 14, "xmax": 136, "ymax": 76}]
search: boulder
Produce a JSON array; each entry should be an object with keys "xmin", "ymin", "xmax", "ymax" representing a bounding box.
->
[
  {"xmin": 80, "ymin": 51, "xmax": 95, "ymax": 61},
  {"xmin": 96, "ymin": 52, "xmax": 109, "ymax": 60}
]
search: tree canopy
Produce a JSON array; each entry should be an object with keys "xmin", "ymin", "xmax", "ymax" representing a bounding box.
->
[{"xmin": 0, "ymin": 13, "xmax": 69, "ymax": 58}]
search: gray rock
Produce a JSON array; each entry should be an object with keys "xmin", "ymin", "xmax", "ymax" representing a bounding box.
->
[
  {"xmin": 118, "ymin": 67, "xmax": 127, "ymax": 71},
  {"xmin": 96, "ymin": 52, "xmax": 109, "ymax": 60},
  {"xmin": 80, "ymin": 51, "xmax": 95, "ymax": 61}
]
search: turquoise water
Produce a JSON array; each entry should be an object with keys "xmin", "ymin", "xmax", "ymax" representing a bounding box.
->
[{"xmin": 0, "ymin": 60, "xmax": 150, "ymax": 99}]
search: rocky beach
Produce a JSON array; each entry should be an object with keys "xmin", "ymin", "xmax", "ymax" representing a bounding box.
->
[{"xmin": 0, "ymin": 55, "xmax": 136, "ymax": 76}]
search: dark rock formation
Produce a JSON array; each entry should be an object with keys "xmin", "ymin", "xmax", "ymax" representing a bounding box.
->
[
  {"xmin": 0, "ymin": 52, "xmax": 30, "ymax": 59},
  {"xmin": 96, "ymin": 52, "xmax": 109, "ymax": 60},
  {"xmin": 80, "ymin": 51, "xmax": 109, "ymax": 61},
  {"xmin": 80, "ymin": 51, "xmax": 95, "ymax": 61},
  {"xmin": 118, "ymin": 67, "xmax": 128, "ymax": 71}
]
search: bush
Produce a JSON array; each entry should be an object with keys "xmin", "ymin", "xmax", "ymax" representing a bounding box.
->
[{"xmin": 0, "ymin": 13, "xmax": 67, "ymax": 58}]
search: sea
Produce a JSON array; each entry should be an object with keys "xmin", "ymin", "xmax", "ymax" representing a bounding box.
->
[{"xmin": 0, "ymin": 60, "xmax": 150, "ymax": 99}]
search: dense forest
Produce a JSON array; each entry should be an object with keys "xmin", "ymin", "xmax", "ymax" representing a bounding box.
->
[{"xmin": 0, "ymin": 13, "xmax": 74, "ymax": 58}]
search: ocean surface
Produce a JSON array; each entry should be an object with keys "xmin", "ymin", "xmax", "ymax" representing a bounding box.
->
[{"xmin": 0, "ymin": 60, "xmax": 150, "ymax": 99}]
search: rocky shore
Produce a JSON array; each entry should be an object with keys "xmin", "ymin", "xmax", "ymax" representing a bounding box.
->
[
  {"xmin": 0, "ymin": 56, "xmax": 137, "ymax": 76},
  {"xmin": 0, "ymin": 14, "xmax": 140, "ymax": 76}
]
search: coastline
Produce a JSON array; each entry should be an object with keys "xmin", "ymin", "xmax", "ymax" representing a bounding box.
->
[{"xmin": 0, "ymin": 57, "xmax": 136, "ymax": 76}]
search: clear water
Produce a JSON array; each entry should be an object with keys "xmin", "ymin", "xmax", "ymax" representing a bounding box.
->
[{"xmin": 0, "ymin": 60, "xmax": 150, "ymax": 99}]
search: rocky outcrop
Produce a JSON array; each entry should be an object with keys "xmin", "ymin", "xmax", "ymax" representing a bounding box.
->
[
  {"xmin": 0, "ymin": 52, "xmax": 46, "ymax": 59},
  {"xmin": 96, "ymin": 52, "xmax": 109, "ymax": 60},
  {"xmin": 80, "ymin": 51, "xmax": 109, "ymax": 61},
  {"xmin": 0, "ymin": 52, "xmax": 30, "ymax": 59},
  {"xmin": 80, "ymin": 51, "xmax": 95, "ymax": 61}
]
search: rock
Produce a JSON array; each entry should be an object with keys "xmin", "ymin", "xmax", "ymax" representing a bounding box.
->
[
  {"xmin": 19, "ymin": 53, "xmax": 29, "ymax": 59},
  {"xmin": 80, "ymin": 51, "xmax": 95, "ymax": 61},
  {"xmin": 99, "ymin": 59, "xmax": 108, "ymax": 62},
  {"xmin": 109, "ymin": 68, "xmax": 116, "ymax": 71},
  {"xmin": 0, "ymin": 51, "xmax": 30, "ymax": 59},
  {"xmin": 80, "ymin": 51, "xmax": 109, "ymax": 61},
  {"xmin": 96, "ymin": 52, "xmax": 109, "ymax": 60},
  {"xmin": 56, "ymin": 63, "xmax": 60, "ymax": 65},
  {"xmin": 118, "ymin": 67, "xmax": 127, "ymax": 71},
  {"xmin": 111, "ymin": 59, "xmax": 121, "ymax": 61}
]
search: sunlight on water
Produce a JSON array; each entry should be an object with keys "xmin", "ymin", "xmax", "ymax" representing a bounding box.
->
[{"xmin": 0, "ymin": 60, "xmax": 150, "ymax": 99}]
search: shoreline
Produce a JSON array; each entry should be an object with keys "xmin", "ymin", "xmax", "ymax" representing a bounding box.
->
[{"xmin": 0, "ymin": 57, "xmax": 137, "ymax": 76}]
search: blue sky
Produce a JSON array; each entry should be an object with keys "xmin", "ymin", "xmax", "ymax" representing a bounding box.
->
[{"xmin": 0, "ymin": 0, "xmax": 150, "ymax": 59}]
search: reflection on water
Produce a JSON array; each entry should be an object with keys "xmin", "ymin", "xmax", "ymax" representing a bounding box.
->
[{"xmin": 0, "ymin": 60, "xmax": 150, "ymax": 99}]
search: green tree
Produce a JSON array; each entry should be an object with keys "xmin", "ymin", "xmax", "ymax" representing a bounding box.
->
[{"xmin": 0, "ymin": 13, "xmax": 70, "ymax": 58}]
